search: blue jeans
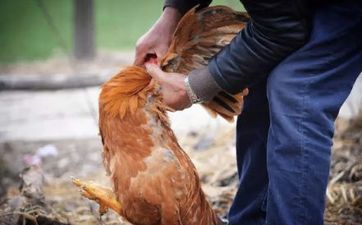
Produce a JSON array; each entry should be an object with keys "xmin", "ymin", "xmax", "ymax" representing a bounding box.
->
[{"xmin": 229, "ymin": 2, "xmax": 362, "ymax": 225}]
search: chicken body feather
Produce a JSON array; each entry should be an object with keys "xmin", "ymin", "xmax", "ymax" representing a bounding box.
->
[{"xmin": 99, "ymin": 66, "xmax": 220, "ymax": 225}]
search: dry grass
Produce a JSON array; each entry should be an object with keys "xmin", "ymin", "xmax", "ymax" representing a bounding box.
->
[{"xmin": 1, "ymin": 113, "xmax": 361, "ymax": 224}]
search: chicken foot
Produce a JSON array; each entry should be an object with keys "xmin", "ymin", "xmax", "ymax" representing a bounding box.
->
[{"xmin": 72, "ymin": 178, "xmax": 122, "ymax": 215}]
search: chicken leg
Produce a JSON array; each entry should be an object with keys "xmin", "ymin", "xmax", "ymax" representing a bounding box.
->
[{"xmin": 72, "ymin": 178, "xmax": 122, "ymax": 215}]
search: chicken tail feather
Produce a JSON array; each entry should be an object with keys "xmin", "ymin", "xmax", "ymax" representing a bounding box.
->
[{"xmin": 203, "ymin": 88, "xmax": 249, "ymax": 122}]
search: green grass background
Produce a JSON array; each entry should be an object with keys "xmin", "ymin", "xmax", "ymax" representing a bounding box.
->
[{"xmin": 0, "ymin": 0, "xmax": 244, "ymax": 64}]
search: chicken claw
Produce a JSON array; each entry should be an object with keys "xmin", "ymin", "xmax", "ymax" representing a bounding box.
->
[{"xmin": 72, "ymin": 178, "xmax": 122, "ymax": 215}]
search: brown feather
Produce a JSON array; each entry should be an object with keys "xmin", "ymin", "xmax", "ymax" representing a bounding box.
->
[
  {"xmin": 161, "ymin": 6, "xmax": 249, "ymax": 122},
  {"xmin": 98, "ymin": 66, "xmax": 221, "ymax": 225}
]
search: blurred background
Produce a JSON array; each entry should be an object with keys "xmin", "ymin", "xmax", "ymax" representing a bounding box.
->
[
  {"xmin": 0, "ymin": 0, "xmax": 361, "ymax": 225},
  {"xmin": 0, "ymin": 0, "xmax": 241, "ymax": 62}
]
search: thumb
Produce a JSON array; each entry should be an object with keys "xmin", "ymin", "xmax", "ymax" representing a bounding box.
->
[{"xmin": 145, "ymin": 63, "xmax": 167, "ymax": 83}]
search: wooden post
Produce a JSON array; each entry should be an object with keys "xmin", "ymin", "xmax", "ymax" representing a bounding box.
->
[{"xmin": 74, "ymin": 0, "xmax": 95, "ymax": 60}]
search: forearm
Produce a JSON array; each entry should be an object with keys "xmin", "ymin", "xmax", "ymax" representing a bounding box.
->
[
  {"xmin": 209, "ymin": 0, "xmax": 310, "ymax": 94},
  {"xmin": 164, "ymin": 0, "xmax": 212, "ymax": 15},
  {"xmin": 158, "ymin": 7, "xmax": 182, "ymax": 33},
  {"xmin": 189, "ymin": 0, "xmax": 311, "ymax": 99}
]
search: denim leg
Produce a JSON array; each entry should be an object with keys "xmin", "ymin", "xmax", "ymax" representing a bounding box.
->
[
  {"xmin": 229, "ymin": 80, "xmax": 269, "ymax": 225},
  {"xmin": 265, "ymin": 2, "xmax": 362, "ymax": 225}
]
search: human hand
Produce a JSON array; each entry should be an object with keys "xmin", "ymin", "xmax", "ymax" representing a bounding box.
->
[
  {"xmin": 145, "ymin": 63, "xmax": 191, "ymax": 111},
  {"xmin": 134, "ymin": 7, "xmax": 182, "ymax": 66}
]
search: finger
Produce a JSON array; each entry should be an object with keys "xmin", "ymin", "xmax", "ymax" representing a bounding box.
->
[
  {"xmin": 135, "ymin": 50, "xmax": 157, "ymax": 66},
  {"xmin": 242, "ymin": 88, "xmax": 249, "ymax": 96},
  {"xmin": 145, "ymin": 63, "xmax": 168, "ymax": 83},
  {"xmin": 134, "ymin": 42, "xmax": 153, "ymax": 66},
  {"xmin": 133, "ymin": 43, "xmax": 144, "ymax": 66},
  {"xmin": 134, "ymin": 51, "xmax": 146, "ymax": 66}
]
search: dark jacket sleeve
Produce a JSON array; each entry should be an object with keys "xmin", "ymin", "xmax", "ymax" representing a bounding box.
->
[
  {"xmin": 164, "ymin": 0, "xmax": 212, "ymax": 15},
  {"xmin": 205, "ymin": 0, "xmax": 311, "ymax": 94}
]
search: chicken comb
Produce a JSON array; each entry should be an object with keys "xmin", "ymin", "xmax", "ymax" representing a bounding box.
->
[{"xmin": 161, "ymin": 6, "xmax": 249, "ymax": 122}]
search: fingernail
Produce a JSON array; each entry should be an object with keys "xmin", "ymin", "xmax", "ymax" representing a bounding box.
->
[{"xmin": 146, "ymin": 63, "xmax": 158, "ymax": 74}]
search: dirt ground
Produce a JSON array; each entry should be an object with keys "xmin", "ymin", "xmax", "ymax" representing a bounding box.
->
[
  {"xmin": 0, "ymin": 123, "xmax": 238, "ymax": 225},
  {"xmin": 0, "ymin": 115, "xmax": 361, "ymax": 225}
]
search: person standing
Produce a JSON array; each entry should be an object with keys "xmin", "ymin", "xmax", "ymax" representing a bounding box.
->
[{"xmin": 134, "ymin": 1, "xmax": 362, "ymax": 224}]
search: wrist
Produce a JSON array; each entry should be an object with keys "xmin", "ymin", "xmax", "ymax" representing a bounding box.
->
[
  {"xmin": 162, "ymin": 7, "xmax": 182, "ymax": 21},
  {"xmin": 158, "ymin": 7, "xmax": 182, "ymax": 32}
]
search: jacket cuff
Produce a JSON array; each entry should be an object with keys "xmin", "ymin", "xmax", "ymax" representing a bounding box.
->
[
  {"xmin": 208, "ymin": 57, "xmax": 241, "ymax": 94},
  {"xmin": 188, "ymin": 67, "xmax": 222, "ymax": 102},
  {"xmin": 163, "ymin": 0, "xmax": 198, "ymax": 15}
]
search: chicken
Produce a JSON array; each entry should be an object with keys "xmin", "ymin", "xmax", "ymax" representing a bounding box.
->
[{"xmin": 73, "ymin": 6, "xmax": 248, "ymax": 225}]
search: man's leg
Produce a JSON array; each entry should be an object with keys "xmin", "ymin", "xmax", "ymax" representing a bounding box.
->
[
  {"xmin": 266, "ymin": 2, "xmax": 362, "ymax": 225},
  {"xmin": 228, "ymin": 80, "xmax": 269, "ymax": 225}
]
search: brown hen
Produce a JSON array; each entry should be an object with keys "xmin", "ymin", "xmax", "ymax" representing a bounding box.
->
[{"xmin": 73, "ymin": 6, "xmax": 248, "ymax": 225}]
